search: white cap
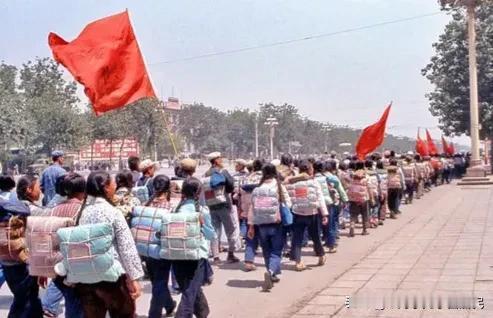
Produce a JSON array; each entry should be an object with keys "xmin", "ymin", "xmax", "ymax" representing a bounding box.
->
[
  {"xmin": 139, "ymin": 159, "xmax": 159, "ymax": 171},
  {"xmin": 271, "ymin": 159, "xmax": 281, "ymax": 166},
  {"xmin": 235, "ymin": 158, "xmax": 247, "ymax": 166},
  {"xmin": 207, "ymin": 152, "xmax": 222, "ymax": 161}
]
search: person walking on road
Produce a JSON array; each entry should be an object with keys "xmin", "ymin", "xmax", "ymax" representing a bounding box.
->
[
  {"xmin": 202, "ymin": 152, "xmax": 239, "ymax": 264},
  {"xmin": 169, "ymin": 177, "xmax": 215, "ymax": 318},
  {"xmin": 285, "ymin": 160, "xmax": 328, "ymax": 271},
  {"xmin": 40, "ymin": 150, "xmax": 67, "ymax": 206},
  {"xmin": 248, "ymin": 163, "xmax": 291, "ymax": 291}
]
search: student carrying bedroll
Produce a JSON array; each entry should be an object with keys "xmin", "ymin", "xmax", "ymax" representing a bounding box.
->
[
  {"xmin": 285, "ymin": 160, "xmax": 328, "ymax": 271},
  {"xmin": 161, "ymin": 177, "xmax": 215, "ymax": 318},
  {"xmin": 0, "ymin": 175, "xmax": 43, "ymax": 318},
  {"xmin": 347, "ymin": 161, "xmax": 373, "ymax": 237},
  {"xmin": 202, "ymin": 152, "xmax": 239, "ymax": 264},
  {"xmin": 247, "ymin": 163, "xmax": 292, "ymax": 291},
  {"xmin": 56, "ymin": 171, "xmax": 144, "ymax": 318},
  {"xmin": 240, "ymin": 159, "xmax": 264, "ymax": 272},
  {"xmin": 131, "ymin": 175, "xmax": 177, "ymax": 318},
  {"xmin": 29, "ymin": 173, "xmax": 86, "ymax": 318}
]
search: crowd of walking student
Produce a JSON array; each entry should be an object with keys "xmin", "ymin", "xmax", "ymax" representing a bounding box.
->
[{"xmin": 0, "ymin": 149, "xmax": 464, "ymax": 318}]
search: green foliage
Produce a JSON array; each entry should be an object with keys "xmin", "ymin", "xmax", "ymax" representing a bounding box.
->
[
  {"xmin": 0, "ymin": 56, "xmax": 416, "ymax": 165},
  {"xmin": 422, "ymin": 4, "xmax": 493, "ymax": 138},
  {"xmin": 177, "ymin": 103, "xmax": 416, "ymax": 158},
  {"xmin": 19, "ymin": 58, "xmax": 87, "ymax": 154}
]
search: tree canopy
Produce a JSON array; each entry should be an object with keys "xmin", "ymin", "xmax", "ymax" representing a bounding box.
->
[
  {"xmin": 1, "ymin": 56, "xmax": 417, "ymax": 170},
  {"xmin": 422, "ymin": 4, "xmax": 493, "ymax": 139}
]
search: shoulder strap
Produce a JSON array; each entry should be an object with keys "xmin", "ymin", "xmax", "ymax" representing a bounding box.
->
[{"xmin": 276, "ymin": 180, "xmax": 285, "ymax": 204}]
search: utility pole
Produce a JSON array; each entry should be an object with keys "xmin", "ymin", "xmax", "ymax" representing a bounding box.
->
[
  {"xmin": 255, "ymin": 112, "xmax": 259, "ymax": 158},
  {"xmin": 466, "ymin": 1, "xmax": 481, "ymax": 168},
  {"xmin": 265, "ymin": 116, "xmax": 279, "ymax": 160}
]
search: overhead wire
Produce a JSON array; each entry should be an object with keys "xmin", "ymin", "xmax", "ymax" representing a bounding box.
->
[{"xmin": 149, "ymin": 11, "xmax": 443, "ymax": 66}]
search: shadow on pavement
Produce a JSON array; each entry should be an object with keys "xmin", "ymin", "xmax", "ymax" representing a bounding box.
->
[{"xmin": 226, "ymin": 279, "xmax": 263, "ymax": 289}]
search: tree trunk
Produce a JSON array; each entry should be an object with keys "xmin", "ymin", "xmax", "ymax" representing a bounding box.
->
[
  {"xmin": 90, "ymin": 142, "xmax": 94, "ymax": 169},
  {"xmin": 490, "ymin": 132, "xmax": 493, "ymax": 174},
  {"xmin": 118, "ymin": 139, "xmax": 125, "ymax": 170}
]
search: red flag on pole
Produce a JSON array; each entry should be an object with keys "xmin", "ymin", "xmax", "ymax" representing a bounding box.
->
[
  {"xmin": 416, "ymin": 129, "xmax": 429, "ymax": 156},
  {"xmin": 449, "ymin": 142, "xmax": 455, "ymax": 155},
  {"xmin": 426, "ymin": 129, "xmax": 438, "ymax": 155},
  {"xmin": 441, "ymin": 136, "xmax": 449, "ymax": 155},
  {"xmin": 356, "ymin": 103, "xmax": 392, "ymax": 160},
  {"xmin": 48, "ymin": 11, "xmax": 156, "ymax": 115}
]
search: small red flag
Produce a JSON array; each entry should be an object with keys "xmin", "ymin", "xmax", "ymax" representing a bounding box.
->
[
  {"xmin": 426, "ymin": 129, "xmax": 438, "ymax": 156},
  {"xmin": 449, "ymin": 142, "xmax": 455, "ymax": 155},
  {"xmin": 416, "ymin": 130, "xmax": 429, "ymax": 156},
  {"xmin": 441, "ymin": 136, "xmax": 449, "ymax": 155},
  {"xmin": 48, "ymin": 11, "xmax": 156, "ymax": 115},
  {"xmin": 356, "ymin": 103, "xmax": 392, "ymax": 160}
]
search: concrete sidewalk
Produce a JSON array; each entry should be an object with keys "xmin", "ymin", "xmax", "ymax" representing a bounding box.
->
[
  {"xmin": 292, "ymin": 183, "xmax": 493, "ymax": 318},
  {"xmin": 1, "ymin": 182, "xmax": 491, "ymax": 318}
]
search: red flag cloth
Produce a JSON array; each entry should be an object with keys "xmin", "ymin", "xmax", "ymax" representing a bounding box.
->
[
  {"xmin": 441, "ymin": 136, "xmax": 449, "ymax": 155},
  {"xmin": 48, "ymin": 11, "xmax": 156, "ymax": 115},
  {"xmin": 449, "ymin": 142, "xmax": 455, "ymax": 155},
  {"xmin": 416, "ymin": 134, "xmax": 429, "ymax": 157},
  {"xmin": 426, "ymin": 129, "xmax": 438, "ymax": 156},
  {"xmin": 356, "ymin": 104, "xmax": 392, "ymax": 160}
]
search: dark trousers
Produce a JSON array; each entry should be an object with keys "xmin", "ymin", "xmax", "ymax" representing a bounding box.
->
[
  {"xmin": 257, "ymin": 224, "xmax": 284, "ymax": 275},
  {"xmin": 349, "ymin": 201, "xmax": 369, "ymax": 230},
  {"xmin": 146, "ymin": 258, "xmax": 174, "ymax": 318},
  {"xmin": 388, "ymin": 189, "xmax": 400, "ymax": 213},
  {"xmin": 405, "ymin": 181, "xmax": 415, "ymax": 202},
  {"xmin": 3, "ymin": 263, "xmax": 43, "ymax": 318},
  {"xmin": 75, "ymin": 275, "xmax": 135, "ymax": 318},
  {"xmin": 326, "ymin": 205, "xmax": 340, "ymax": 248},
  {"xmin": 172, "ymin": 259, "xmax": 210, "ymax": 318},
  {"xmin": 53, "ymin": 276, "xmax": 83, "ymax": 318},
  {"xmin": 291, "ymin": 214, "xmax": 324, "ymax": 263}
]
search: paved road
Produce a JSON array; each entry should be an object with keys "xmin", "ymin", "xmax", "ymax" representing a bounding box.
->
[{"xmin": 1, "ymin": 181, "xmax": 492, "ymax": 318}]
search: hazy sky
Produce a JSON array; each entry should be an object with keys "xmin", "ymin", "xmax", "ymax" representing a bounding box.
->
[{"xmin": 0, "ymin": 0, "xmax": 467, "ymax": 144}]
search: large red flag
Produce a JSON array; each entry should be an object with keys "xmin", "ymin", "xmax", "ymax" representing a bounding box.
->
[
  {"xmin": 48, "ymin": 11, "xmax": 156, "ymax": 115},
  {"xmin": 416, "ymin": 130, "xmax": 429, "ymax": 156},
  {"xmin": 426, "ymin": 129, "xmax": 438, "ymax": 155},
  {"xmin": 356, "ymin": 103, "xmax": 392, "ymax": 160}
]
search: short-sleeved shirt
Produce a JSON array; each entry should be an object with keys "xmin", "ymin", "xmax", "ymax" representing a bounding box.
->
[{"xmin": 40, "ymin": 163, "xmax": 66, "ymax": 206}]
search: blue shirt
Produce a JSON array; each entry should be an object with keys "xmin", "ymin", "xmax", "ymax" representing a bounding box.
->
[
  {"xmin": 40, "ymin": 163, "xmax": 66, "ymax": 206},
  {"xmin": 137, "ymin": 176, "xmax": 154, "ymax": 197},
  {"xmin": 0, "ymin": 191, "xmax": 17, "ymax": 203}
]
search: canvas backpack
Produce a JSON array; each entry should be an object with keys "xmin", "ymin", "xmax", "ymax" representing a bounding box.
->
[
  {"xmin": 0, "ymin": 200, "xmax": 31, "ymax": 264},
  {"xmin": 202, "ymin": 170, "xmax": 227, "ymax": 207},
  {"xmin": 132, "ymin": 178, "xmax": 152, "ymax": 204}
]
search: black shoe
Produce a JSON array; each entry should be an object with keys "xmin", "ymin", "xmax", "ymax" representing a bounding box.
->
[
  {"xmin": 271, "ymin": 275, "xmax": 280, "ymax": 283},
  {"xmin": 362, "ymin": 230, "xmax": 369, "ymax": 236},
  {"xmin": 227, "ymin": 253, "xmax": 240, "ymax": 263},
  {"xmin": 165, "ymin": 300, "xmax": 177, "ymax": 317},
  {"xmin": 263, "ymin": 271, "xmax": 273, "ymax": 291}
]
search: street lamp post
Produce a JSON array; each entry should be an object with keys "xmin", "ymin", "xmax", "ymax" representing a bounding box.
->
[
  {"xmin": 322, "ymin": 123, "xmax": 332, "ymax": 153},
  {"xmin": 465, "ymin": 2, "xmax": 481, "ymax": 169},
  {"xmin": 440, "ymin": 0, "xmax": 485, "ymax": 176},
  {"xmin": 265, "ymin": 116, "xmax": 279, "ymax": 160}
]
